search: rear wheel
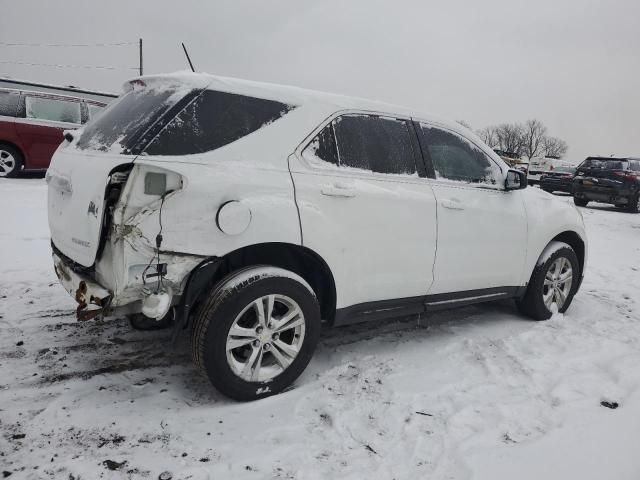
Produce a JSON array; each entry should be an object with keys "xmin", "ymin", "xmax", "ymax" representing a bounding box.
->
[
  {"xmin": 573, "ymin": 196, "xmax": 588, "ymax": 207},
  {"xmin": 0, "ymin": 144, "xmax": 23, "ymax": 178},
  {"xmin": 191, "ymin": 266, "xmax": 321, "ymax": 401},
  {"xmin": 626, "ymin": 194, "xmax": 640, "ymax": 213},
  {"xmin": 517, "ymin": 242, "xmax": 580, "ymax": 320}
]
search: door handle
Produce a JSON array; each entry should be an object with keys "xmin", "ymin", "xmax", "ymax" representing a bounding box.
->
[
  {"xmin": 321, "ymin": 183, "xmax": 356, "ymax": 198},
  {"xmin": 441, "ymin": 198, "xmax": 464, "ymax": 210}
]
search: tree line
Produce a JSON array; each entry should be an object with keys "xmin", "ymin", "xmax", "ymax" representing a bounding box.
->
[{"xmin": 457, "ymin": 119, "xmax": 568, "ymax": 160}]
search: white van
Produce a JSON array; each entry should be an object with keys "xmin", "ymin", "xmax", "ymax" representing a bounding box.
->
[{"xmin": 528, "ymin": 156, "xmax": 574, "ymax": 184}]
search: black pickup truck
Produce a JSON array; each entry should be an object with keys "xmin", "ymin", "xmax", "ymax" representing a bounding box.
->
[{"xmin": 573, "ymin": 157, "xmax": 640, "ymax": 212}]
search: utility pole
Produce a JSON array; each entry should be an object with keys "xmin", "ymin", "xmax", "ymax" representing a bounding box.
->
[{"xmin": 139, "ymin": 38, "xmax": 143, "ymax": 76}]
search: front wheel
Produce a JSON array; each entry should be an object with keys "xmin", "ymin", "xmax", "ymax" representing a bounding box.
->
[
  {"xmin": 517, "ymin": 242, "xmax": 580, "ymax": 320},
  {"xmin": 573, "ymin": 196, "xmax": 589, "ymax": 207},
  {"xmin": 191, "ymin": 266, "xmax": 321, "ymax": 401}
]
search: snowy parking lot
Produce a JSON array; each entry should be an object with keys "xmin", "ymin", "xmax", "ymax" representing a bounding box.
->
[{"xmin": 2, "ymin": 178, "xmax": 640, "ymax": 479}]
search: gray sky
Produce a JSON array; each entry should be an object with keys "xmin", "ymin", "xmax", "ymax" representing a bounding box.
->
[{"xmin": 2, "ymin": 0, "xmax": 639, "ymax": 161}]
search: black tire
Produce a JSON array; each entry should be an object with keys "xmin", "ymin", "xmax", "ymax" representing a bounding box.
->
[
  {"xmin": 128, "ymin": 309, "xmax": 174, "ymax": 330},
  {"xmin": 0, "ymin": 143, "xmax": 24, "ymax": 178},
  {"xmin": 516, "ymin": 242, "xmax": 580, "ymax": 321},
  {"xmin": 625, "ymin": 194, "xmax": 640, "ymax": 213},
  {"xmin": 573, "ymin": 196, "xmax": 588, "ymax": 207},
  {"xmin": 192, "ymin": 266, "xmax": 321, "ymax": 401}
]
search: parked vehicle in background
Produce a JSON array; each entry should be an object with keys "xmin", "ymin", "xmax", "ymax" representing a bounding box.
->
[
  {"xmin": 47, "ymin": 73, "xmax": 587, "ymax": 401},
  {"xmin": 495, "ymin": 149, "xmax": 529, "ymax": 176},
  {"xmin": 540, "ymin": 166, "xmax": 576, "ymax": 194},
  {"xmin": 573, "ymin": 157, "xmax": 640, "ymax": 212},
  {"xmin": 528, "ymin": 156, "xmax": 573, "ymax": 185},
  {"xmin": 0, "ymin": 88, "xmax": 109, "ymax": 177}
]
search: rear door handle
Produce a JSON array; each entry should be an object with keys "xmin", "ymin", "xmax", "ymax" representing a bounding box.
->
[
  {"xmin": 321, "ymin": 183, "xmax": 356, "ymax": 198},
  {"xmin": 441, "ymin": 198, "xmax": 464, "ymax": 210}
]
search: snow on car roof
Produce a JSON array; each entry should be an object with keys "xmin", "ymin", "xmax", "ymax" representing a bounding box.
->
[{"xmin": 124, "ymin": 71, "xmax": 468, "ymax": 135}]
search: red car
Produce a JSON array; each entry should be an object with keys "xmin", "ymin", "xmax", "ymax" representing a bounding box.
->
[{"xmin": 0, "ymin": 88, "xmax": 107, "ymax": 177}]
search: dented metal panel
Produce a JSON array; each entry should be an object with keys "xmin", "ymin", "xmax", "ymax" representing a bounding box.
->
[{"xmin": 53, "ymin": 253, "xmax": 111, "ymax": 320}]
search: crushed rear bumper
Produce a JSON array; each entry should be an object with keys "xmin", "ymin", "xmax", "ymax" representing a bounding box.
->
[{"xmin": 52, "ymin": 252, "xmax": 112, "ymax": 321}]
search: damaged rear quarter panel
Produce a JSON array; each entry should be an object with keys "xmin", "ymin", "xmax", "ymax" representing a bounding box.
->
[{"xmin": 96, "ymin": 153, "xmax": 301, "ymax": 307}]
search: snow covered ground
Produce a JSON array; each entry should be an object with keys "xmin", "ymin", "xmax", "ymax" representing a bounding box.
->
[{"xmin": 2, "ymin": 178, "xmax": 640, "ymax": 480}]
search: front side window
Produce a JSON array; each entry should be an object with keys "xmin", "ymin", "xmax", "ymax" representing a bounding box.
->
[
  {"xmin": 629, "ymin": 160, "xmax": 640, "ymax": 172},
  {"xmin": 0, "ymin": 92, "xmax": 20, "ymax": 117},
  {"xmin": 25, "ymin": 96, "xmax": 81, "ymax": 124},
  {"xmin": 144, "ymin": 90, "xmax": 294, "ymax": 156},
  {"xmin": 420, "ymin": 125, "xmax": 500, "ymax": 185},
  {"xmin": 302, "ymin": 114, "xmax": 417, "ymax": 175}
]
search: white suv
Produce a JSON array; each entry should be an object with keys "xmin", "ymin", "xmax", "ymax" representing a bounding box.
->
[{"xmin": 47, "ymin": 73, "xmax": 587, "ymax": 400}]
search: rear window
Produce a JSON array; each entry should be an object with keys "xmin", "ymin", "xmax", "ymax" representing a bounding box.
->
[
  {"xmin": 25, "ymin": 96, "xmax": 81, "ymax": 124},
  {"xmin": 581, "ymin": 158, "xmax": 628, "ymax": 170},
  {"xmin": 554, "ymin": 166, "xmax": 576, "ymax": 173},
  {"xmin": 144, "ymin": 90, "xmax": 294, "ymax": 156},
  {"xmin": 76, "ymin": 85, "xmax": 193, "ymax": 153}
]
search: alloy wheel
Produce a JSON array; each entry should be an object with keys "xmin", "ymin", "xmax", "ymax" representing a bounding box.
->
[
  {"xmin": 225, "ymin": 294, "xmax": 306, "ymax": 382},
  {"xmin": 542, "ymin": 257, "xmax": 573, "ymax": 311},
  {"xmin": 0, "ymin": 150, "xmax": 16, "ymax": 177}
]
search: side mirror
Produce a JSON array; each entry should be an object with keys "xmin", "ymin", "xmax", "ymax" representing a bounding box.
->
[{"xmin": 505, "ymin": 169, "xmax": 527, "ymax": 191}]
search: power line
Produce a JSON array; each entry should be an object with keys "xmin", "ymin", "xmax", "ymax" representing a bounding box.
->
[
  {"xmin": 0, "ymin": 41, "xmax": 137, "ymax": 47},
  {"xmin": 0, "ymin": 60, "xmax": 139, "ymax": 71}
]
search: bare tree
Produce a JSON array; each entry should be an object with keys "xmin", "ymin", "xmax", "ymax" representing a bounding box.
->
[
  {"xmin": 542, "ymin": 136, "xmax": 568, "ymax": 158},
  {"xmin": 521, "ymin": 119, "xmax": 547, "ymax": 160},
  {"xmin": 495, "ymin": 123, "xmax": 525, "ymax": 156},
  {"xmin": 477, "ymin": 126, "xmax": 499, "ymax": 149}
]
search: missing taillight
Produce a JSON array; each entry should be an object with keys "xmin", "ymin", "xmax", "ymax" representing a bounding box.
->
[{"xmin": 144, "ymin": 172, "xmax": 167, "ymax": 195}]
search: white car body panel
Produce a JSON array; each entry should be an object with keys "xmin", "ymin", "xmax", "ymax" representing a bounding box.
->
[
  {"xmin": 46, "ymin": 72, "xmax": 587, "ymax": 320},
  {"xmin": 428, "ymin": 181, "xmax": 528, "ymax": 294},
  {"xmin": 290, "ymin": 152, "xmax": 438, "ymax": 309}
]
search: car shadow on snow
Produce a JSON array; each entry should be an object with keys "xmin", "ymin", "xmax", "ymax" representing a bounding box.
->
[{"xmin": 33, "ymin": 300, "xmax": 523, "ymax": 402}]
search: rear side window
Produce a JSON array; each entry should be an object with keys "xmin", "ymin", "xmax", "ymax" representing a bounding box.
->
[
  {"xmin": 420, "ymin": 125, "xmax": 500, "ymax": 185},
  {"xmin": 144, "ymin": 90, "xmax": 294, "ymax": 156},
  {"xmin": 0, "ymin": 92, "xmax": 20, "ymax": 117},
  {"xmin": 302, "ymin": 114, "xmax": 417, "ymax": 175},
  {"xmin": 629, "ymin": 161, "xmax": 640, "ymax": 172},
  {"xmin": 76, "ymin": 85, "xmax": 191, "ymax": 153},
  {"xmin": 25, "ymin": 96, "xmax": 81, "ymax": 124},
  {"xmin": 302, "ymin": 123, "xmax": 339, "ymax": 166}
]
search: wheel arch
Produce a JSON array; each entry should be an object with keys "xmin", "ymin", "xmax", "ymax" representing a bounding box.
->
[
  {"xmin": 181, "ymin": 242, "xmax": 337, "ymax": 326},
  {"xmin": 550, "ymin": 230, "xmax": 585, "ymax": 276}
]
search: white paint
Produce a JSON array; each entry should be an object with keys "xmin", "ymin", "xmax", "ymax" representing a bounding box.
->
[{"xmin": 216, "ymin": 201, "xmax": 252, "ymax": 236}]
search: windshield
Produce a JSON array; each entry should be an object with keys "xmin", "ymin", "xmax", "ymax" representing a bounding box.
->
[
  {"xmin": 580, "ymin": 158, "xmax": 627, "ymax": 170},
  {"xmin": 75, "ymin": 84, "xmax": 194, "ymax": 154}
]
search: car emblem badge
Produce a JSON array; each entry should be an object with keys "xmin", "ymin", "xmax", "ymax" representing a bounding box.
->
[{"xmin": 87, "ymin": 201, "xmax": 98, "ymax": 217}]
